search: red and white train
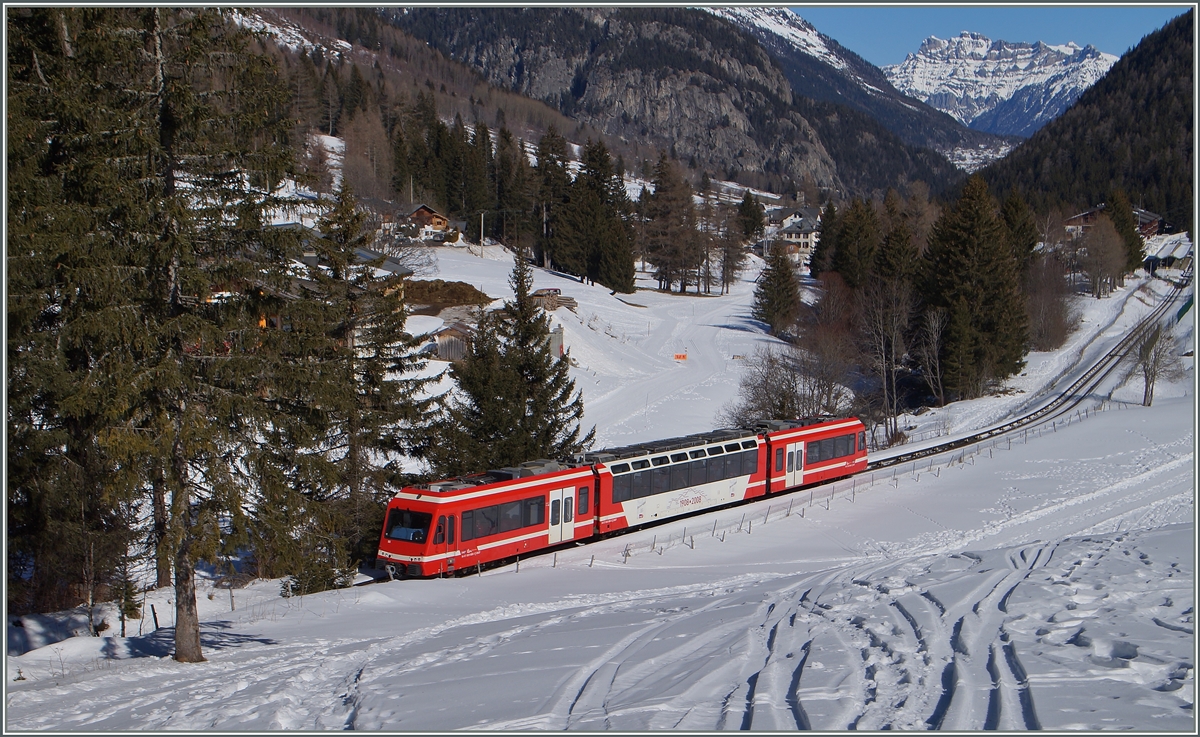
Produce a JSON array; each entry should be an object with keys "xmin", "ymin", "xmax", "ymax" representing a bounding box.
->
[{"xmin": 376, "ymin": 417, "xmax": 868, "ymax": 578}]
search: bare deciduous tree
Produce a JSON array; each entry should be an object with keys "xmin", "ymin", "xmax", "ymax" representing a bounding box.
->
[
  {"xmin": 858, "ymin": 279, "xmax": 914, "ymax": 444},
  {"xmin": 1080, "ymin": 215, "xmax": 1126, "ymax": 298},
  {"xmin": 1124, "ymin": 323, "xmax": 1185, "ymax": 406},
  {"xmin": 915, "ymin": 306, "xmax": 949, "ymax": 407}
]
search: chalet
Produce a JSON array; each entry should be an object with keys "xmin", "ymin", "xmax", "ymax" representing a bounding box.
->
[
  {"xmin": 406, "ymin": 204, "xmax": 449, "ymax": 232},
  {"xmin": 1064, "ymin": 204, "xmax": 1164, "ymax": 240}
]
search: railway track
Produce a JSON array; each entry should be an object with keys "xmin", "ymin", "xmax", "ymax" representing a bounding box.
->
[{"xmin": 869, "ymin": 270, "xmax": 1193, "ymax": 473}]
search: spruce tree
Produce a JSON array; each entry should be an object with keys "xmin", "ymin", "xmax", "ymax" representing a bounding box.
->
[
  {"xmin": 737, "ymin": 189, "xmax": 765, "ymax": 241},
  {"xmin": 643, "ymin": 153, "xmax": 697, "ymax": 292},
  {"xmin": 922, "ymin": 176, "xmax": 1028, "ymax": 398},
  {"xmin": 832, "ymin": 198, "xmax": 881, "ymax": 289},
  {"xmin": 1000, "ymin": 189, "xmax": 1040, "ymax": 275},
  {"xmin": 752, "ymin": 244, "xmax": 801, "ymax": 336},
  {"xmin": 424, "ymin": 253, "xmax": 593, "ymax": 476},
  {"xmin": 534, "ymin": 125, "xmax": 572, "ymax": 268},
  {"xmin": 1107, "ymin": 189, "xmax": 1144, "ymax": 276},
  {"xmin": 809, "ymin": 201, "xmax": 839, "ymax": 275}
]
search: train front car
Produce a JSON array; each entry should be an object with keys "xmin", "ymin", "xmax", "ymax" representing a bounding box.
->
[
  {"xmin": 760, "ymin": 417, "xmax": 868, "ymax": 493},
  {"xmin": 376, "ymin": 459, "xmax": 598, "ymax": 578},
  {"xmin": 583, "ymin": 429, "xmax": 767, "ymax": 534}
]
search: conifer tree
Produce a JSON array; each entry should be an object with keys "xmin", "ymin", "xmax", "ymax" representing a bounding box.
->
[
  {"xmin": 752, "ymin": 244, "xmax": 801, "ymax": 336},
  {"xmin": 921, "ymin": 176, "xmax": 1028, "ymax": 398},
  {"xmin": 809, "ymin": 201, "xmax": 839, "ymax": 275},
  {"xmin": 1107, "ymin": 189, "xmax": 1144, "ymax": 277},
  {"xmin": 554, "ymin": 140, "xmax": 635, "ymax": 292},
  {"xmin": 1000, "ymin": 189, "xmax": 1040, "ymax": 275},
  {"xmin": 424, "ymin": 253, "xmax": 593, "ymax": 476},
  {"xmin": 534, "ymin": 125, "xmax": 572, "ymax": 269},
  {"xmin": 737, "ymin": 189, "xmax": 765, "ymax": 241},
  {"xmin": 643, "ymin": 153, "xmax": 697, "ymax": 292},
  {"xmin": 832, "ymin": 198, "xmax": 881, "ymax": 289}
]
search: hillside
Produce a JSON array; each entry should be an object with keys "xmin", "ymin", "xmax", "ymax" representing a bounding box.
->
[
  {"xmin": 383, "ymin": 7, "xmax": 965, "ymax": 198},
  {"xmin": 979, "ymin": 10, "xmax": 1193, "ymax": 232},
  {"xmin": 708, "ymin": 7, "xmax": 1016, "ymax": 172}
]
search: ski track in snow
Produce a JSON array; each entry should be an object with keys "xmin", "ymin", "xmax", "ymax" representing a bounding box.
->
[{"xmin": 5, "ymin": 248, "xmax": 1193, "ymax": 731}]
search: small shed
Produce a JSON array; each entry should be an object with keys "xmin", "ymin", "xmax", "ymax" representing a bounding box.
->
[{"xmin": 433, "ymin": 322, "xmax": 474, "ymax": 362}]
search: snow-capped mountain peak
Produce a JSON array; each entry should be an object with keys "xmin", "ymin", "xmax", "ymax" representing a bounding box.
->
[{"xmin": 884, "ymin": 31, "xmax": 1118, "ymax": 137}]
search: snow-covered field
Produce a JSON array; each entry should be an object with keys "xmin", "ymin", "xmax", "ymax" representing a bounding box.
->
[{"xmin": 5, "ymin": 246, "xmax": 1194, "ymax": 731}]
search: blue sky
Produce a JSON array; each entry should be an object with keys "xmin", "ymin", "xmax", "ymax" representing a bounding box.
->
[{"xmin": 790, "ymin": 5, "xmax": 1191, "ymax": 67}]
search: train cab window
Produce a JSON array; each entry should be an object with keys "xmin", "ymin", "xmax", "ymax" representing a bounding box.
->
[
  {"xmin": 775, "ymin": 448, "xmax": 785, "ymax": 472},
  {"xmin": 670, "ymin": 452, "xmax": 689, "ymax": 463},
  {"xmin": 433, "ymin": 516, "xmax": 446, "ymax": 545},
  {"xmin": 689, "ymin": 449, "xmax": 707, "ymax": 459},
  {"xmin": 787, "ymin": 452, "xmax": 794, "ymax": 473},
  {"xmin": 741, "ymin": 440, "xmax": 757, "ymax": 450},
  {"xmin": 386, "ymin": 508, "xmax": 432, "ymax": 543},
  {"xmin": 550, "ymin": 499, "xmax": 561, "ymax": 526},
  {"xmin": 652, "ymin": 456, "xmax": 669, "ymax": 466},
  {"xmin": 578, "ymin": 486, "xmax": 589, "ymax": 515},
  {"xmin": 564, "ymin": 497, "xmax": 573, "ymax": 523}
]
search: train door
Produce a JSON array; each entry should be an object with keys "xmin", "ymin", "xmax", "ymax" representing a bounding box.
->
[
  {"xmin": 548, "ymin": 487, "xmax": 574, "ymax": 544},
  {"xmin": 786, "ymin": 441, "xmax": 804, "ymax": 489},
  {"xmin": 432, "ymin": 514, "xmax": 457, "ymax": 574}
]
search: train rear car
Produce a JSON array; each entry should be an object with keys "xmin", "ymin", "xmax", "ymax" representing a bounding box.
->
[
  {"xmin": 760, "ymin": 417, "xmax": 868, "ymax": 493},
  {"xmin": 376, "ymin": 459, "xmax": 597, "ymax": 578},
  {"xmin": 580, "ymin": 429, "xmax": 767, "ymax": 534}
]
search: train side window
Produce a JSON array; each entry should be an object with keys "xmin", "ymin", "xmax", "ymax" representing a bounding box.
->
[
  {"xmin": 613, "ymin": 474, "xmax": 632, "ymax": 502},
  {"xmin": 632, "ymin": 459, "xmax": 651, "ymax": 470},
  {"xmin": 689, "ymin": 449, "xmax": 707, "ymax": 459},
  {"xmin": 461, "ymin": 510, "xmax": 475, "ymax": 541},
  {"xmin": 726, "ymin": 451, "xmax": 742, "ymax": 477},
  {"xmin": 611, "ymin": 463, "xmax": 630, "ymax": 474},
  {"xmin": 707, "ymin": 455, "xmax": 726, "ymax": 483},
  {"xmin": 652, "ymin": 456, "xmax": 669, "ymax": 466},
  {"xmin": 478, "ymin": 506, "xmax": 500, "ymax": 538},
  {"xmin": 448, "ymin": 516, "xmax": 456, "ymax": 546},
  {"xmin": 834, "ymin": 435, "xmax": 851, "ymax": 458},
  {"xmin": 499, "ymin": 501, "xmax": 523, "ymax": 532},
  {"xmin": 787, "ymin": 452, "xmax": 794, "ymax": 473},
  {"xmin": 523, "ymin": 497, "xmax": 545, "ymax": 526},
  {"xmin": 564, "ymin": 497, "xmax": 573, "ymax": 523},
  {"xmin": 669, "ymin": 463, "xmax": 689, "ymax": 491},
  {"xmin": 743, "ymin": 450, "xmax": 758, "ymax": 474},
  {"xmin": 632, "ymin": 470, "xmax": 651, "ymax": 497},
  {"xmin": 434, "ymin": 516, "xmax": 446, "ymax": 545},
  {"xmin": 775, "ymin": 448, "xmax": 785, "ymax": 472},
  {"xmin": 688, "ymin": 459, "xmax": 706, "ymax": 485},
  {"xmin": 741, "ymin": 440, "xmax": 757, "ymax": 449},
  {"xmin": 820, "ymin": 438, "xmax": 835, "ymax": 461},
  {"xmin": 670, "ymin": 452, "xmax": 688, "ymax": 463},
  {"xmin": 858, "ymin": 432, "xmax": 866, "ymax": 452},
  {"xmin": 725, "ymin": 443, "xmax": 741, "ymax": 453},
  {"xmin": 550, "ymin": 499, "xmax": 560, "ymax": 526},
  {"xmin": 807, "ymin": 444, "xmax": 819, "ymax": 465},
  {"xmin": 652, "ymin": 466, "xmax": 671, "ymax": 494},
  {"xmin": 707, "ymin": 445, "xmax": 724, "ymax": 455},
  {"xmin": 578, "ymin": 486, "xmax": 589, "ymax": 515}
]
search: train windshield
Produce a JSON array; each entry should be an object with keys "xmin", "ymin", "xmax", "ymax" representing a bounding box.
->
[{"xmin": 385, "ymin": 508, "xmax": 432, "ymax": 543}]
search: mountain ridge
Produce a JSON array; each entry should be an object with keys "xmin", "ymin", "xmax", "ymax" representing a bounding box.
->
[{"xmin": 884, "ymin": 31, "xmax": 1118, "ymax": 137}]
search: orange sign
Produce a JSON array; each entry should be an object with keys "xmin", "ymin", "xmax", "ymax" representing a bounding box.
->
[{"xmin": 674, "ymin": 353, "xmax": 688, "ymax": 361}]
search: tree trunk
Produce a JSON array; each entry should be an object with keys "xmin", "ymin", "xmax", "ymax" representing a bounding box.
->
[
  {"xmin": 172, "ymin": 536, "xmax": 205, "ymax": 663},
  {"xmin": 152, "ymin": 466, "xmax": 171, "ymax": 588}
]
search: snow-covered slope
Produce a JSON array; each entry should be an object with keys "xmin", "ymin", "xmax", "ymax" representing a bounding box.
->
[
  {"xmin": 6, "ymin": 250, "xmax": 1194, "ymax": 730},
  {"xmin": 884, "ymin": 32, "xmax": 1118, "ymax": 137}
]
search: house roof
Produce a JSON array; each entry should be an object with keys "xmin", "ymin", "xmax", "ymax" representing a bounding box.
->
[{"xmin": 407, "ymin": 203, "xmax": 444, "ymax": 217}]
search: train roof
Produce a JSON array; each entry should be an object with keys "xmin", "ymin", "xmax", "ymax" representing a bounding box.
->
[{"xmin": 575, "ymin": 417, "xmax": 846, "ymax": 464}]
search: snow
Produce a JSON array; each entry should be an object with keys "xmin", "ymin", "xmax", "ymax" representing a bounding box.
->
[
  {"xmin": 883, "ymin": 31, "xmax": 1118, "ymax": 130},
  {"xmin": 5, "ymin": 248, "xmax": 1194, "ymax": 730},
  {"xmin": 705, "ymin": 7, "xmax": 850, "ymax": 74}
]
